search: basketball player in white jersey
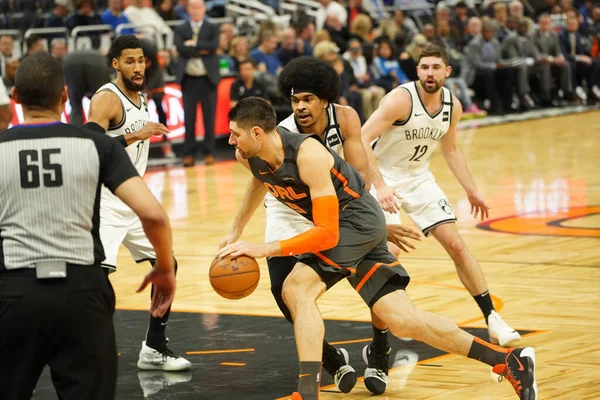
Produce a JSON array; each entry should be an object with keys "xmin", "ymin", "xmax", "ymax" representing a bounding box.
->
[
  {"xmin": 220, "ymin": 57, "xmax": 421, "ymax": 395},
  {"xmin": 361, "ymin": 43, "xmax": 520, "ymax": 386},
  {"xmin": 85, "ymin": 35, "xmax": 191, "ymax": 372}
]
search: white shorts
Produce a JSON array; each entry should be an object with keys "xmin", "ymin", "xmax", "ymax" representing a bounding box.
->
[
  {"xmin": 370, "ymin": 172, "xmax": 457, "ymax": 235},
  {"xmin": 99, "ymin": 208, "xmax": 156, "ymax": 270},
  {"xmin": 264, "ymin": 194, "xmax": 313, "ymax": 243}
]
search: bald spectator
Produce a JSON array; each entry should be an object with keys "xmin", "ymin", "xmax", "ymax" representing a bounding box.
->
[
  {"xmin": 509, "ymin": 0, "xmax": 535, "ymax": 33},
  {"xmin": 277, "ymin": 28, "xmax": 304, "ymax": 66}
]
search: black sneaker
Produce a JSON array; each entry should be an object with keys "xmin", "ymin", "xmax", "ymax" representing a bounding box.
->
[
  {"xmin": 492, "ymin": 347, "xmax": 537, "ymax": 400},
  {"xmin": 322, "ymin": 347, "xmax": 357, "ymax": 393},
  {"xmin": 362, "ymin": 343, "xmax": 390, "ymax": 395}
]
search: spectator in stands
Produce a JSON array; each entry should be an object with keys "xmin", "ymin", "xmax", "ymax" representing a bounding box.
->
[
  {"xmin": 296, "ymin": 20, "xmax": 316, "ymax": 56},
  {"xmin": 462, "ymin": 22, "xmax": 515, "ymax": 115},
  {"xmin": 220, "ymin": 23, "xmax": 235, "ymax": 52},
  {"xmin": 509, "ymin": 0, "xmax": 535, "ymax": 33},
  {"xmin": 250, "ymin": 32, "xmax": 282, "ymax": 76},
  {"xmin": 343, "ymin": 38, "xmax": 385, "ymax": 119},
  {"xmin": 348, "ymin": 0, "xmax": 371, "ymax": 26},
  {"xmin": 349, "ymin": 13, "xmax": 374, "ymax": 65},
  {"xmin": 0, "ymin": 79, "xmax": 12, "ymax": 130},
  {"xmin": 156, "ymin": 0, "xmax": 178, "ymax": 20},
  {"xmin": 102, "ymin": 0, "xmax": 135, "ymax": 34},
  {"xmin": 560, "ymin": 14, "xmax": 600, "ymax": 99},
  {"xmin": 533, "ymin": 13, "xmax": 576, "ymax": 102},
  {"xmin": 399, "ymin": 33, "xmax": 427, "ymax": 81},
  {"xmin": 229, "ymin": 59, "xmax": 268, "ymax": 107},
  {"xmin": 316, "ymin": 0, "xmax": 348, "ymax": 31},
  {"xmin": 502, "ymin": 19, "xmax": 541, "ymax": 108},
  {"xmin": 465, "ymin": 16, "xmax": 482, "ymax": 44},
  {"xmin": 393, "ymin": 10, "xmax": 418, "ymax": 45},
  {"xmin": 141, "ymin": 38, "xmax": 176, "ymax": 158},
  {"xmin": 229, "ymin": 36, "xmax": 249, "ymax": 71},
  {"xmin": 422, "ymin": 23, "xmax": 436, "ymax": 42},
  {"xmin": 324, "ymin": 14, "xmax": 350, "ymax": 53},
  {"xmin": 173, "ymin": 0, "xmax": 220, "ymax": 167},
  {"xmin": 174, "ymin": 0, "xmax": 189, "ymax": 20},
  {"xmin": 493, "ymin": 2, "xmax": 511, "ymax": 41},
  {"xmin": 50, "ymin": 39, "xmax": 68, "ymax": 64},
  {"xmin": 20, "ymin": 35, "xmax": 45, "ymax": 62},
  {"xmin": 124, "ymin": 0, "xmax": 171, "ymax": 35},
  {"xmin": 0, "ymin": 35, "xmax": 14, "ymax": 80},
  {"xmin": 217, "ymin": 31, "xmax": 235, "ymax": 71},
  {"xmin": 372, "ymin": 37, "xmax": 408, "ymax": 92},
  {"xmin": 66, "ymin": 0, "xmax": 103, "ymax": 32},
  {"xmin": 44, "ymin": 0, "xmax": 73, "ymax": 28},
  {"xmin": 277, "ymin": 27, "xmax": 304, "ymax": 67},
  {"xmin": 315, "ymin": 29, "xmax": 333, "ymax": 45},
  {"xmin": 158, "ymin": 48, "xmax": 176, "ymax": 76},
  {"xmin": 453, "ymin": 1, "xmax": 470, "ymax": 50}
]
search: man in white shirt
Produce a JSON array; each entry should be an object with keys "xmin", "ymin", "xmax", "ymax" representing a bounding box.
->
[
  {"xmin": 123, "ymin": 0, "xmax": 171, "ymax": 35},
  {"xmin": 0, "ymin": 79, "xmax": 13, "ymax": 130}
]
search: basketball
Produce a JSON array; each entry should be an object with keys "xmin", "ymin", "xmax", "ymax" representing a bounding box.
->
[{"xmin": 209, "ymin": 255, "xmax": 260, "ymax": 300}]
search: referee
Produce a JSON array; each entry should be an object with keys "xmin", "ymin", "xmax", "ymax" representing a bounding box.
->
[{"xmin": 0, "ymin": 52, "xmax": 176, "ymax": 399}]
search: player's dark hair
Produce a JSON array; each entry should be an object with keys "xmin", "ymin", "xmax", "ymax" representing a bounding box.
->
[
  {"xmin": 228, "ymin": 97, "xmax": 277, "ymax": 132},
  {"xmin": 14, "ymin": 51, "xmax": 64, "ymax": 110},
  {"xmin": 110, "ymin": 34, "xmax": 143, "ymax": 60},
  {"xmin": 418, "ymin": 43, "xmax": 450, "ymax": 67},
  {"xmin": 277, "ymin": 56, "xmax": 341, "ymax": 104}
]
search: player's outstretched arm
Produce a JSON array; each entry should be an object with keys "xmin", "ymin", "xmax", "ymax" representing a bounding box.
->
[
  {"xmin": 337, "ymin": 105, "xmax": 370, "ymax": 186},
  {"xmin": 361, "ymin": 89, "xmax": 411, "ymax": 213},
  {"xmin": 440, "ymin": 97, "xmax": 490, "ymax": 220},
  {"xmin": 219, "ymin": 150, "xmax": 268, "ymax": 249}
]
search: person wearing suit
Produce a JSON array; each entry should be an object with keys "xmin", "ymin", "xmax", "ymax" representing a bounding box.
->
[
  {"xmin": 174, "ymin": 0, "xmax": 220, "ymax": 166},
  {"xmin": 533, "ymin": 13, "xmax": 575, "ymax": 102},
  {"xmin": 63, "ymin": 50, "xmax": 113, "ymax": 126},
  {"xmin": 461, "ymin": 22, "xmax": 515, "ymax": 115},
  {"xmin": 559, "ymin": 14, "xmax": 600, "ymax": 99},
  {"xmin": 501, "ymin": 19, "xmax": 540, "ymax": 109}
]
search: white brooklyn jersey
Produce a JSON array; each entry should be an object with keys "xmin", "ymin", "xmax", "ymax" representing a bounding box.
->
[
  {"xmin": 373, "ymin": 81, "xmax": 453, "ymax": 179},
  {"xmin": 97, "ymin": 82, "xmax": 150, "ymax": 214}
]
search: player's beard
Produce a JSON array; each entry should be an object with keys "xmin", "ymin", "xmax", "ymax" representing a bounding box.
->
[
  {"xmin": 123, "ymin": 74, "xmax": 146, "ymax": 92},
  {"xmin": 421, "ymin": 77, "xmax": 443, "ymax": 94}
]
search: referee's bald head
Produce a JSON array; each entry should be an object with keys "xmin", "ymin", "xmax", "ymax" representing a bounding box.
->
[{"xmin": 13, "ymin": 51, "xmax": 66, "ymax": 111}]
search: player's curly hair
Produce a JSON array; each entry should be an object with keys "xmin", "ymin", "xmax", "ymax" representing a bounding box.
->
[{"xmin": 277, "ymin": 56, "xmax": 341, "ymax": 104}]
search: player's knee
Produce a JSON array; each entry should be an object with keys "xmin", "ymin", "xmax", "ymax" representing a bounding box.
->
[
  {"xmin": 281, "ymin": 271, "xmax": 321, "ymax": 311},
  {"xmin": 445, "ymin": 237, "xmax": 469, "ymax": 261}
]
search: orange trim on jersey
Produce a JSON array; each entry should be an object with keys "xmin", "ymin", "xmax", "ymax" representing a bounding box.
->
[
  {"xmin": 474, "ymin": 336, "xmax": 510, "ymax": 353},
  {"xmin": 314, "ymin": 251, "xmax": 342, "ymax": 269},
  {"xmin": 331, "ymin": 167, "xmax": 360, "ymax": 199},
  {"xmin": 355, "ymin": 261, "xmax": 400, "ymax": 293}
]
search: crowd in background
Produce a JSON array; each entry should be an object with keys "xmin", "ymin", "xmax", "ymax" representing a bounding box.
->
[{"xmin": 1, "ymin": 0, "xmax": 600, "ymax": 132}]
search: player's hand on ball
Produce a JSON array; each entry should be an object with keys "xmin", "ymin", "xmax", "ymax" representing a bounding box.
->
[
  {"xmin": 217, "ymin": 241, "xmax": 270, "ymax": 259},
  {"xmin": 137, "ymin": 122, "xmax": 170, "ymax": 140},
  {"xmin": 218, "ymin": 230, "xmax": 241, "ymax": 250},
  {"xmin": 468, "ymin": 191, "xmax": 490, "ymax": 220},
  {"xmin": 377, "ymin": 185, "xmax": 402, "ymax": 213},
  {"xmin": 136, "ymin": 264, "xmax": 176, "ymax": 318},
  {"xmin": 386, "ymin": 224, "xmax": 422, "ymax": 253}
]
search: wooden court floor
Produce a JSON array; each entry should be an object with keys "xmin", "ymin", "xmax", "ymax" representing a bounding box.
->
[{"xmin": 108, "ymin": 111, "xmax": 600, "ymax": 399}]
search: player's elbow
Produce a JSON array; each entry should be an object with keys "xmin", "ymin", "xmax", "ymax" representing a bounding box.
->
[
  {"xmin": 319, "ymin": 227, "xmax": 339, "ymax": 251},
  {"xmin": 139, "ymin": 207, "xmax": 169, "ymax": 229}
]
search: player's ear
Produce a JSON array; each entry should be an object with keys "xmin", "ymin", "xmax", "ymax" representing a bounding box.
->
[
  {"xmin": 446, "ymin": 65, "xmax": 452, "ymax": 78},
  {"xmin": 61, "ymin": 86, "xmax": 68, "ymax": 105},
  {"xmin": 11, "ymin": 86, "xmax": 19, "ymax": 104},
  {"xmin": 251, "ymin": 126, "xmax": 261, "ymax": 138},
  {"xmin": 112, "ymin": 57, "xmax": 119, "ymax": 71}
]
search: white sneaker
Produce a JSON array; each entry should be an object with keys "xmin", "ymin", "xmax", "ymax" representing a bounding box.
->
[
  {"xmin": 137, "ymin": 370, "xmax": 192, "ymax": 397},
  {"xmin": 137, "ymin": 340, "xmax": 192, "ymax": 371},
  {"xmin": 592, "ymin": 85, "xmax": 600, "ymax": 100},
  {"xmin": 487, "ymin": 311, "xmax": 521, "ymax": 347}
]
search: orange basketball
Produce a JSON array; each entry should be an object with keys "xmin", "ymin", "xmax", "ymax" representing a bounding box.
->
[{"xmin": 209, "ymin": 255, "xmax": 260, "ymax": 300}]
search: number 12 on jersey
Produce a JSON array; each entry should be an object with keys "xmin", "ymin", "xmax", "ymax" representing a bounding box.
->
[{"xmin": 408, "ymin": 145, "xmax": 428, "ymax": 162}]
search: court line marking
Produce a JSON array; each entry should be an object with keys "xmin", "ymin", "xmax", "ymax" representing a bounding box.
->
[
  {"xmin": 220, "ymin": 362, "xmax": 247, "ymax": 367},
  {"xmin": 186, "ymin": 348, "xmax": 255, "ymax": 355}
]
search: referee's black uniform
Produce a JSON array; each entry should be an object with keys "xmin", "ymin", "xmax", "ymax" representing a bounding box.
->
[{"xmin": 0, "ymin": 120, "xmax": 139, "ymax": 396}]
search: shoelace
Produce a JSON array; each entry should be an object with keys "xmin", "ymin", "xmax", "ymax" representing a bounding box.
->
[
  {"xmin": 492, "ymin": 364, "xmax": 522, "ymax": 396},
  {"xmin": 156, "ymin": 343, "xmax": 176, "ymax": 360},
  {"xmin": 369, "ymin": 346, "xmax": 390, "ymax": 375}
]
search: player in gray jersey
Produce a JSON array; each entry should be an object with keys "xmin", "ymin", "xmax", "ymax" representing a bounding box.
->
[
  {"xmin": 0, "ymin": 51, "xmax": 176, "ymax": 400},
  {"xmin": 361, "ymin": 44, "xmax": 522, "ymax": 389},
  {"xmin": 221, "ymin": 57, "xmax": 421, "ymax": 394},
  {"xmin": 85, "ymin": 35, "xmax": 190, "ymax": 372}
]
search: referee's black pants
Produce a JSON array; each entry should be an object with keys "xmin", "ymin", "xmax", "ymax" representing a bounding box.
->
[{"xmin": 0, "ymin": 265, "xmax": 117, "ymax": 400}]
